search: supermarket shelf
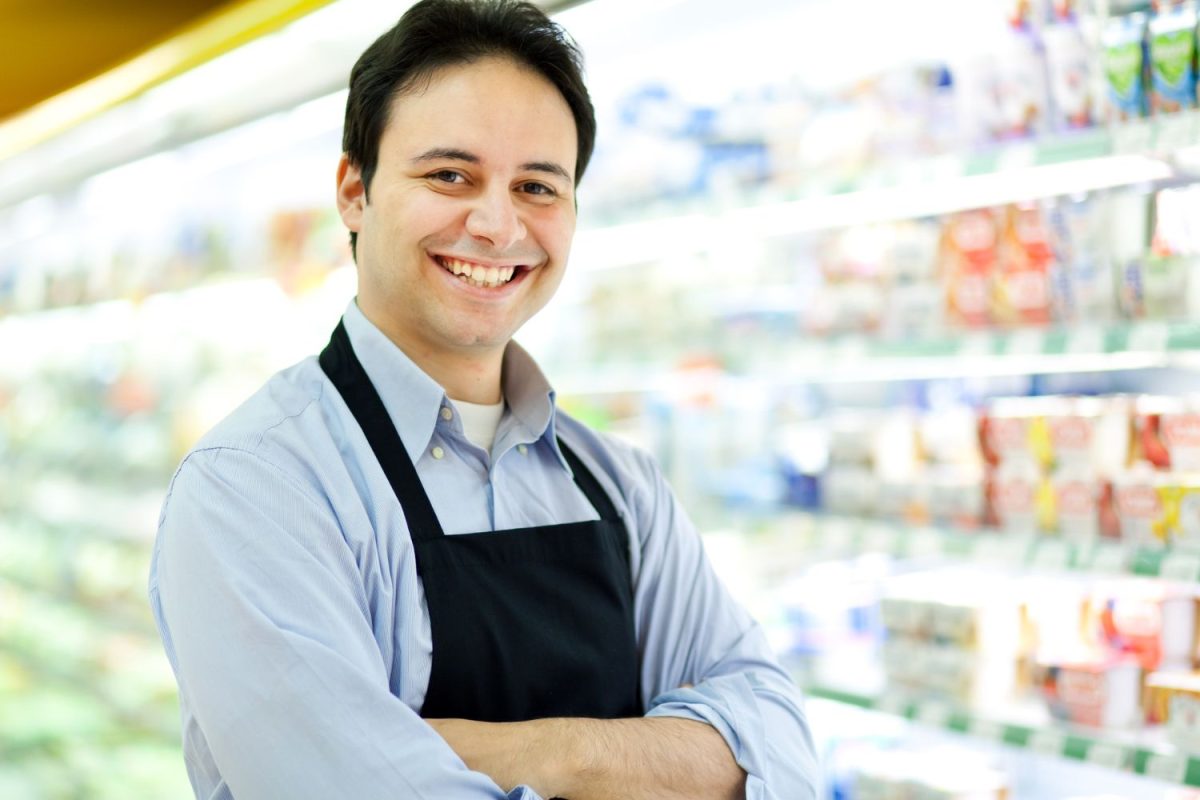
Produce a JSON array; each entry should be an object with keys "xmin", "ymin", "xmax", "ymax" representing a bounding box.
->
[
  {"xmin": 556, "ymin": 320, "xmax": 1200, "ymax": 395},
  {"xmin": 804, "ymin": 683, "xmax": 1200, "ymax": 788},
  {"xmin": 0, "ymin": 572, "xmax": 158, "ymax": 640},
  {"xmin": 795, "ymin": 513, "xmax": 1200, "ymax": 583},
  {"xmin": 572, "ymin": 115, "xmax": 1200, "ymax": 271}
]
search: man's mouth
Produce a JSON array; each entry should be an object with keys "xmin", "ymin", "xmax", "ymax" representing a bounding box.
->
[{"xmin": 435, "ymin": 256, "xmax": 518, "ymax": 289}]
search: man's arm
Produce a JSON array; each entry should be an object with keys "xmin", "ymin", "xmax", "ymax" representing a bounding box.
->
[
  {"xmin": 150, "ymin": 447, "xmax": 541, "ymax": 800},
  {"xmin": 428, "ymin": 716, "xmax": 743, "ymax": 800}
]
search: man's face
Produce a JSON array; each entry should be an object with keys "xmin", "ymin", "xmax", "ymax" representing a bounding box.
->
[{"xmin": 337, "ymin": 56, "xmax": 578, "ymax": 364}]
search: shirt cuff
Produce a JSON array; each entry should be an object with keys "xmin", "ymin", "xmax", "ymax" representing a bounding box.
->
[
  {"xmin": 645, "ymin": 673, "xmax": 769, "ymax": 799},
  {"xmin": 507, "ymin": 786, "xmax": 544, "ymax": 800}
]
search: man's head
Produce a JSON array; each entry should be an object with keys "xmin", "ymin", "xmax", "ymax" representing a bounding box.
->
[
  {"xmin": 342, "ymin": 0, "xmax": 596, "ymax": 259},
  {"xmin": 334, "ymin": 0, "xmax": 593, "ymax": 394}
]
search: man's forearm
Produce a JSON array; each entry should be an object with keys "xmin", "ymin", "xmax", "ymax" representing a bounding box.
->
[{"xmin": 428, "ymin": 716, "xmax": 745, "ymax": 800}]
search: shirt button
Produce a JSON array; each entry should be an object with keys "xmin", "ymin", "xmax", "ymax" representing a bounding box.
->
[
  {"xmin": 440, "ymin": 407, "xmax": 453, "ymax": 421},
  {"xmin": 517, "ymin": 444, "xmax": 528, "ymax": 455},
  {"xmin": 432, "ymin": 446, "xmax": 445, "ymax": 460}
]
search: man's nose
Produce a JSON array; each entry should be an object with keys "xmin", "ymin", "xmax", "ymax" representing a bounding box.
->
[{"xmin": 466, "ymin": 186, "xmax": 526, "ymax": 251}]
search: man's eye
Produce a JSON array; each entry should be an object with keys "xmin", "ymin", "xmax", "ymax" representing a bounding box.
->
[
  {"xmin": 520, "ymin": 182, "xmax": 556, "ymax": 197},
  {"xmin": 430, "ymin": 170, "xmax": 463, "ymax": 183}
]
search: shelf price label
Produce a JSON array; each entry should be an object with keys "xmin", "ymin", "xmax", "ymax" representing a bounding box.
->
[
  {"xmin": 875, "ymin": 693, "xmax": 909, "ymax": 719},
  {"xmin": 957, "ymin": 332, "xmax": 994, "ymax": 359},
  {"xmin": 1160, "ymin": 552, "xmax": 1200, "ymax": 583},
  {"xmin": 907, "ymin": 528, "xmax": 944, "ymax": 559},
  {"xmin": 1156, "ymin": 113, "xmax": 1196, "ymax": 154},
  {"xmin": 862, "ymin": 524, "xmax": 898, "ymax": 555},
  {"xmin": 1029, "ymin": 729, "xmax": 1067, "ymax": 757},
  {"xmin": 914, "ymin": 702, "xmax": 951, "ymax": 729},
  {"xmin": 1113, "ymin": 118, "xmax": 1154, "ymax": 154},
  {"xmin": 1030, "ymin": 539, "xmax": 1073, "ymax": 572},
  {"xmin": 1005, "ymin": 329, "xmax": 1045, "ymax": 357},
  {"xmin": 1066, "ymin": 325, "xmax": 1106, "ymax": 355},
  {"xmin": 967, "ymin": 718, "xmax": 1006, "ymax": 744},
  {"xmin": 1085, "ymin": 742, "xmax": 1129, "ymax": 770},
  {"xmin": 1087, "ymin": 543, "xmax": 1129, "ymax": 576},
  {"xmin": 1127, "ymin": 321, "xmax": 1170, "ymax": 354},
  {"xmin": 1144, "ymin": 752, "xmax": 1189, "ymax": 784}
]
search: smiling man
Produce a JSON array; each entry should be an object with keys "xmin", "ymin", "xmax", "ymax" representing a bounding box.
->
[{"xmin": 149, "ymin": 2, "xmax": 818, "ymax": 798}]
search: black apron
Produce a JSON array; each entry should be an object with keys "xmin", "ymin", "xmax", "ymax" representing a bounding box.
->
[{"xmin": 319, "ymin": 322, "xmax": 642, "ymax": 722}]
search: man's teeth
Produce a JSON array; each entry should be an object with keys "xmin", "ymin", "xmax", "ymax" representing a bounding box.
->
[{"xmin": 440, "ymin": 258, "xmax": 516, "ymax": 288}]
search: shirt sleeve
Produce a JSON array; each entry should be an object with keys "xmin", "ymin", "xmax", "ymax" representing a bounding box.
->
[
  {"xmin": 149, "ymin": 446, "xmax": 543, "ymax": 800},
  {"xmin": 628, "ymin": 448, "xmax": 821, "ymax": 800}
]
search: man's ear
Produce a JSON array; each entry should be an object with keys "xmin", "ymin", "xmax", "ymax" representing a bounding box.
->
[{"xmin": 336, "ymin": 154, "xmax": 366, "ymax": 233}]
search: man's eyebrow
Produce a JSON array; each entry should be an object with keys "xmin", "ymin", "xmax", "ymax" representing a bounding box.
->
[
  {"xmin": 412, "ymin": 147, "xmax": 479, "ymax": 165},
  {"xmin": 412, "ymin": 149, "xmax": 571, "ymax": 183},
  {"xmin": 521, "ymin": 161, "xmax": 572, "ymax": 183}
]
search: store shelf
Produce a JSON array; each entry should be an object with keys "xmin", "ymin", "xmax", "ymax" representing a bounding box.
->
[
  {"xmin": 790, "ymin": 513, "xmax": 1200, "ymax": 583},
  {"xmin": 804, "ymin": 683, "xmax": 1200, "ymax": 787},
  {"xmin": 556, "ymin": 320, "xmax": 1200, "ymax": 396},
  {"xmin": 572, "ymin": 114, "xmax": 1200, "ymax": 272}
]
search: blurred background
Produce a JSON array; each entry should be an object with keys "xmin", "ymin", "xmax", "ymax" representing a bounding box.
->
[{"xmin": 10, "ymin": 0, "xmax": 1200, "ymax": 797}]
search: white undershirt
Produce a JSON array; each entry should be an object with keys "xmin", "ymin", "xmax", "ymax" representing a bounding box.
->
[{"xmin": 451, "ymin": 397, "xmax": 505, "ymax": 453}]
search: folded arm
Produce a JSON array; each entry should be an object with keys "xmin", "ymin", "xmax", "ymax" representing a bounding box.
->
[
  {"xmin": 150, "ymin": 447, "xmax": 539, "ymax": 800},
  {"xmin": 429, "ymin": 716, "xmax": 743, "ymax": 800}
]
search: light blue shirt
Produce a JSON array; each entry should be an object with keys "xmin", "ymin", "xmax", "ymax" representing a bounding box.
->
[{"xmin": 149, "ymin": 301, "xmax": 818, "ymax": 800}]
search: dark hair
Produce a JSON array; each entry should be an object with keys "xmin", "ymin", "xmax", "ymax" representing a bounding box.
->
[{"xmin": 342, "ymin": 0, "xmax": 596, "ymax": 258}]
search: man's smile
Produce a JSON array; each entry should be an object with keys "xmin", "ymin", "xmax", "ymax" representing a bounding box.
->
[{"xmin": 433, "ymin": 254, "xmax": 527, "ymax": 288}]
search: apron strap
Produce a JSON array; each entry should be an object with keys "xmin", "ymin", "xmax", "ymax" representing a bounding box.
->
[{"xmin": 320, "ymin": 321, "xmax": 444, "ymax": 541}]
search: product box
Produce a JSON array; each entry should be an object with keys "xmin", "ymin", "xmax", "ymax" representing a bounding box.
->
[
  {"xmin": 1148, "ymin": 1, "xmax": 1198, "ymax": 114},
  {"xmin": 990, "ymin": 457, "xmax": 1047, "ymax": 533},
  {"xmin": 1044, "ymin": 9, "xmax": 1097, "ymax": 128},
  {"xmin": 1035, "ymin": 653, "xmax": 1144, "ymax": 728},
  {"xmin": 994, "ymin": 204, "xmax": 1056, "ymax": 326},
  {"xmin": 1113, "ymin": 462, "xmax": 1171, "ymax": 545},
  {"xmin": 992, "ymin": 18, "xmax": 1054, "ymax": 138},
  {"xmin": 1146, "ymin": 671, "xmax": 1200, "ymax": 750},
  {"xmin": 1103, "ymin": 12, "xmax": 1150, "ymax": 120},
  {"xmin": 940, "ymin": 210, "xmax": 999, "ymax": 328},
  {"xmin": 1046, "ymin": 195, "xmax": 1120, "ymax": 324}
]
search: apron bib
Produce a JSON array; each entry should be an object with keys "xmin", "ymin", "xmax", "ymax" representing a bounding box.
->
[{"xmin": 320, "ymin": 321, "xmax": 641, "ymax": 721}]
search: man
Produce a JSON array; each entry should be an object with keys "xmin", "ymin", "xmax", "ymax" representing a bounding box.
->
[{"xmin": 149, "ymin": 1, "xmax": 819, "ymax": 798}]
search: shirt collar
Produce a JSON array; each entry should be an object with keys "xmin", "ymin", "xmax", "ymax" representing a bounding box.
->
[
  {"xmin": 341, "ymin": 300, "xmax": 569, "ymax": 472},
  {"xmin": 501, "ymin": 338, "xmax": 570, "ymax": 472}
]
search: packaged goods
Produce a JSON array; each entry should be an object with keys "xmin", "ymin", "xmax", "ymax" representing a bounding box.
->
[
  {"xmin": 1044, "ymin": 8, "xmax": 1097, "ymax": 129},
  {"xmin": 1051, "ymin": 462, "xmax": 1106, "ymax": 540},
  {"xmin": 1113, "ymin": 461, "xmax": 1172, "ymax": 545},
  {"xmin": 1097, "ymin": 583, "xmax": 1199, "ymax": 670},
  {"xmin": 1104, "ymin": 190, "xmax": 1153, "ymax": 319},
  {"xmin": 991, "ymin": 20, "xmax": 1054, "ymax": 138},
  {"xmin": 1148, "ymin": 1, "xmax": 1199, "ymax": 113},
  {"xmin": 1102, "ymin": 12, "xmax": 1150, "ymax": 120},
  {"xmin": 1134, "ymin": 396, "xmax": 1200, "ymax": 469},
  {"xmin": 1146, "ymin": 671, "xmax": 1200, "ymax": 750},
  {"xmin": 1046, "ymin": 195, "xmax": 1120, "ymax": 324},
  {"xmin": 1035, "ymin": 653, "xmax": 1143, "ymax": 727},
  {"xmin": 994, "ymin": 204, "xmax": 1056, "ymax": 326},
  {"xmin": 981, "ymin": 398, "xmax": 1055, "ymax": 466},
  {"xmin": 1162, "ymin": 473, "xmax": 1200, "ymax": 549}
]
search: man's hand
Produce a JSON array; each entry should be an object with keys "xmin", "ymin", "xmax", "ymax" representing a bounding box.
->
[{"xmin": 426, "ymin": 716, "xmax": 745, "ymax": 800}]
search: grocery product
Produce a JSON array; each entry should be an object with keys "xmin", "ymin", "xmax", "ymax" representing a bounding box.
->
[
  {"xmin": 1148, "ymin": 1, "xmax": 1199, "ymax": 113},
  {"xmin": 1102, "ymin": 12, "xmax": 1150, "ymax": 120},
  {"xmin": 1146, "ymin": 671, "xmax": 1200, "ymax": 751},
  {"xmin": 1036, "ymin": 654, "xmax": 1143, "ymax": 727},
  {"xmin": 991, "ymin": 18, "xmax": 1054, "ymax": 138},
  {"xmin": 1043, "ymin": 6, "xmax": 1097, "ymax": 129},
  {"xmin": 993, "ymin": 204, "xmax": 1056, "ymax": 327},
  {"xmin": 940, "ymin": 210, "xmax": 999, "ymax": 328}
]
